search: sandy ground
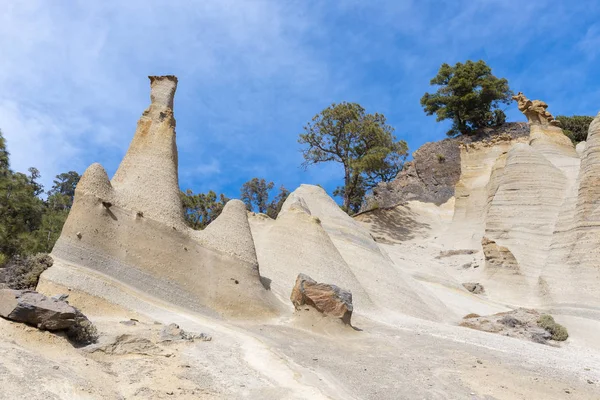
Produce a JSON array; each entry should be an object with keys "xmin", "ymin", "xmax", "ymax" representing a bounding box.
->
[{"xmin": 2, "ymin": 268, "xmax": 599, "ymax": 400}]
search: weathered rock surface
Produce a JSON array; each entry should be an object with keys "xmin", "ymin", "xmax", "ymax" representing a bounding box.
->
[
  {"xmin": 0, "ymin": 289, "xmax": 77, "ymax": 330},
  {"xmin": 512, "ymin": 92, "xmax": 560, "ymax": 127},
  {"xmin": 481, "ymin": 237, "xmax": 519, "ymax": 270},
  {"xmin": 462, "ymin": 282, "xmax": 485, "ymax": 294},
  {"xmin": 160, "ymin": 323, "xmax": 211, "ymax": 342},
  {"xmin": 461, "ymin": 308, "xmax": 566, "ymax": 345},
  {"xmin": 290, "ymin": 274, "xmax": 353, "ymax": 324},
  {"xmin": 366, "ymin": 123, "xmax": 529, "ymax": 208},
  {"xmin": 39, "ymin": 76, "xmax": 279, "ymax": 319}
]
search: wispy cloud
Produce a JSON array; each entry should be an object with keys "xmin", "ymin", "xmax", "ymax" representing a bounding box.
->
[{"xmin": 1, "ymin": 1, "xmax": 599, "ymax": 200}]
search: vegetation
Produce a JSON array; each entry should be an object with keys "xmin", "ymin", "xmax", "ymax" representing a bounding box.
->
[
  {"xmin": 3, "ymin": 253, "xmax": 53, "ymax": 290},
  {"xmin": 240, "ymin": 178, "xmax": 289, "ymax": 218},
  {"xmin": 240, "ymin": 178, "xmax": 274, "ymax": 214},
  {"xmin": 436, "ymin": 153, "xmax": 445, "ymax": 163},
  {"xmin": 180, "ymin": 190, "xmax": 229, "ymax": 230},
  {"xmin": 0, "ymin": 130, "xmax": 80, "ymax": 261},
  {"xmin": 537, "ymin": 314, "xmax": 569, "ymax": 341},
  {"xmin": 421, "ymin": 60, "xmax": 513, "ymax": 137},
  {"xmin": 556, "ymin": 115, "xmax": 594, "ymax": 145},
  {"xmin": 299, "ymin": 102, "xmax": 408, "ymax": 214}
]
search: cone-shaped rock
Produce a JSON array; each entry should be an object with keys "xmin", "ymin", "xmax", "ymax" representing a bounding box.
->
[{"xmin": 111, "ymin": 76, "xmax": 184, "ymax": 227}]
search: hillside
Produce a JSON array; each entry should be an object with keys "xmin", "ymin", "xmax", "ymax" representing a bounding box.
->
[{"xmin": 0, "ymin": 77, "xmax": 599, "ymax": 399}]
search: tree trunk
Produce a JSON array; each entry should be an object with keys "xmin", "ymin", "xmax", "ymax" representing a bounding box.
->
[{"xmin": 343, "ymin": 167, "xmax": 350, "ymax": 211}]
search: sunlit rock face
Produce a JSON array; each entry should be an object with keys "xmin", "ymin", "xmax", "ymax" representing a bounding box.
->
[{"xmin": 38, "ymin": 76, "xmax": 280, "ymax": 319}]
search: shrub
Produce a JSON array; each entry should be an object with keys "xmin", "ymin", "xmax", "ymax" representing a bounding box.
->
[
  {"xmin": 4, "ymin": 253, "xmax": 53, "ymax": 290},
  {"xmin": 537, "ymin": 314, "xmax": 568, "ymax": 341},
  {"xmin": 463, "ymin": 313, "xmax": 480, "ymax": 319},
  {"xmin": 556, "ymin": 115, "xmax": 594, "ymax": 145},
  {"xmin": 436, "ymin": 153, "xmax": 446, "ymax": 163},
  {"xmin": 66, "ymin": 311, "xmax": 99, "ymax": 345}
]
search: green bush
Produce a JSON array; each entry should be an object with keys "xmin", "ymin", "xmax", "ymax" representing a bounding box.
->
[
  {"xmin": 537, "ymin": 314, "xmax": 568, "ymax": 341},
  {"xmin": 556, "ymin": 115, "xmax": 594, "ymax": 145},
  {"xmin": 436, "ymin": 153, "xmax": 446, "ymax": 163},
  {"xmin": 4, "ymin": 253, "xmax": 53, "ymax": 290}
]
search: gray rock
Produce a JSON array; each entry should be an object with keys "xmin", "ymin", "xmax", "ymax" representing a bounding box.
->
[
  {"xmin": 0, "ymin": 289, "xmax": 77, "ymax": 330},
  {"xmin": 160, "ymin": 323, "xmax": 211, "ymax": 342},
  {"xmin": 462, "ymin": 282, "xmax": 485, "ymax": 294},
  {"xmin": 51, "ymin": 294, "xmax": 69, "ymax": 302},
  {"xmin": 499, "ymin": 315, "xmax": 521, "ymax": 328},
  {"xmin": 364, "ymin": 122, "xmax": 529, "ymax": 209}
]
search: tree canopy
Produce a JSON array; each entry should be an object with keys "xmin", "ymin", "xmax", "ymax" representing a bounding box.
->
[
  {"xmin": 240, "ymin": 178, "xmax": 289, "ymax": 218},
  {"xmin": 180, "ymin": 189, "xmax": 229, "ymax": 230},
  {"xmin": 0, "ymin": 130, "xmax": 81, "ymax": 259},
  {"xmin": 240, "ymin": 178, "xmax": 274, "ymax": 214},
  {"xmin": 299, "ymin": 102, "xmax": 407, "ymax": 213},
  {"xmin": 556, "ymin": 115, "xmax": 594, "ymax": 145},
  {"xmin": 421, "ymin": 60, "xmax": 513, "ymax": 137}
]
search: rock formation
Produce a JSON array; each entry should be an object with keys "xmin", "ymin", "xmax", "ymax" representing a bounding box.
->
[
  {"xmin": 366, "ymin": 123, "xmax": 529, "ymax": 209},
  {"xmin": 290, "ymin": 273, "xmax": 353, "ymax": 324},
  {"xmin": 512, "ymin": 92, "xmax": 560, "ymax": 127},
  {"xmin": 38, "ymin": 76, "xmax": 279, "ymax": 319},
  {"xmin": 363, "ymin": 92, "xmax": 600, "ymax": 314},
  {"xmin": 0, "ymin": 289, "xmax": 78, "ymax": 330},
  {"xmin": 481, "ymin": 237, "xmax": 519, "ymax": 270}
]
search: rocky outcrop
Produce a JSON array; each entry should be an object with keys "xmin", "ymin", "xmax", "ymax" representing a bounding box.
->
[
  {"xmin": 160, "ymin": 323, "xmax": 211, "ymax": 342},
  {"xmin": 462, "ymin": 282, "xmax": 485, "ymax": 294},
  {"xmin": 481, "ymin": 237, "xmax": 519, "ymax": 270},
  {"xmin": 460, "ymin": 308, "xmax": 567, "ymax": 345},
  {"xmin": 0, "ymin": 289, "xmax": 78, "ymax": 330},
  {"xmin": 38, "ymin": 76, "xmax": 279, "ymax": 319},
  {"xmin": 290, "ymin": 274, "xmax": 353, "ymax": 324},
  {"xmin": 367, "ymin": 123, "xmax": 529, "ymax": 208},
  {"xmin": 512, "ymin": 92, "xmax": 560, "ymax": 127}
]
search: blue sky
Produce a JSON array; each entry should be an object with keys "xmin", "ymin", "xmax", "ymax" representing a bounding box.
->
[{"xmin": 1, "ymin": 1, "xmax": 599, "ymax": 201}]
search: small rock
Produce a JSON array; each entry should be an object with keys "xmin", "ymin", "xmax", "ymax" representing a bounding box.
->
[
  {"xmin": 588, "ymin": 379, "xmax": 594, "ymax": 384},
  {"xmin": 51, "ymin": 294, "xmax": 69, "ymax": 302},
  {"xmin": 52, "ymin": 365, "xmax": 59, "ymax": 370},
  {"xmin": 462, "ymin": 282, "xmax": 485, "ymax": 294},
  {"xmin": 290, "ymin": 273, "xmax": 353, "ymax": 325},
  {"xmin": 499, "ymin": 315, "xmax": 521, "ymax": 328},
  {"xmin": 160, "ymin": 323, "xmax": 211, "ymax": 342},
  {"xmin": 119, "ymin": 320, "xmax": 137, "ymax": 326},
  {"xmin": 476, "ymin": 360, "xmax": 483, "ymax": 364}
]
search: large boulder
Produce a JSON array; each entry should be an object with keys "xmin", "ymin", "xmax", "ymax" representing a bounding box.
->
[
  {"xmin": 0, "ymin": 289, "xmax": 77, "ymax": 330},
  {"xmin": 290, "ymin": 274, "xmax": 353, "ymax": 325}
]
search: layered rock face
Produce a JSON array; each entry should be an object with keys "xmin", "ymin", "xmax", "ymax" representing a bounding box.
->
[
  {"xmin": 367, "ymin": 123, "xmax": 528, "ymax": 209},
  {"xmin": 444, "ymin": 93, "xmax": 600, "ymax": 310},
  {"xmin": 38, "ymin": 76, "xmax": 278, "ymax": 318},
  {"xmin": 250, "ymin": 184, "xmax": 451, "ymax": 321}
]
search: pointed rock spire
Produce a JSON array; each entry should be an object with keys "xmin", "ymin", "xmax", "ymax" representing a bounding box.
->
[{"xmin": 111, "ymin": 75, "xmax": 184, "ymax": 226}]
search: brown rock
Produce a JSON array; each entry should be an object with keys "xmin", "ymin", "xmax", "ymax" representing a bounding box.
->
[
  {"xmin": 481, "ymin": 237, "xmax": 519, "ymax": 270},
  {"xmin": 290, "ymin": 274, "xmax": 353, "ymax": 324},
  {"xmin": 512, "ymin": 92, "xmax": 560, "ymax": 127},
  {"xmin": 0, "ymin": 289, "xmax": 78, "ymax": 330}
]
